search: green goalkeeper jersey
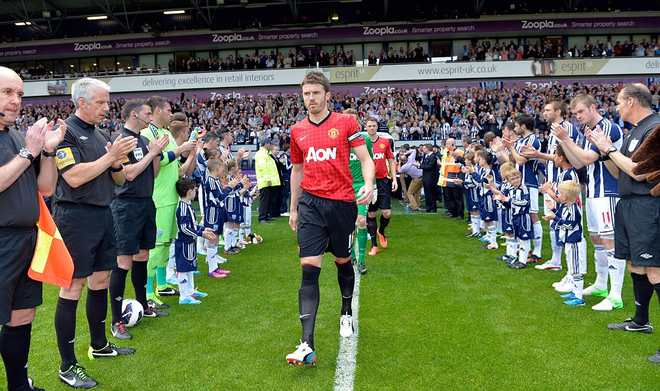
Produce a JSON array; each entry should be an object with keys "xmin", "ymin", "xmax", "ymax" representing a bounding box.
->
[{"xmin": 350, "ymin": 132, "xmax": 375, "ymax": 189}]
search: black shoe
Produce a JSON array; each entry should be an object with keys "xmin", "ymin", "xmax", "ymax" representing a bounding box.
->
[
  {"xmin": 157, "ymin": 287, "xmax": 179, "ymax": 296},
  {"xmin": 28, "ymin": 378, "xmax": 45, "ymax": 391},
  {"xmin": 358, "ymin": 263, "xmax": 367, "ymax": 275},
  {"xmin": 59, "ymin": 364, "xmax": 98, "ymax": 389},
  {"xmin": 144, "ymin": 307, "xmax": 169, "ymax": 317},
  {"xmin": 88, "ymin": 342, "xmax": 135, "ymax": 359},
  {"xmin": 443, "ymin": 211, "xmax": 453, "ymax": 217},
  {"xmin": 648, "ymin": 350, "xmax": 660, "ymax": 363},
  {"xmin": 110, "ymin": 322, "xmax": 132, "ymax": 340},
  {"xmin": 456, "ymin": 216, "xmax": 464, "ymax": 220},
  {"xmin": 267, "ymin": 217, "xmax": 276, "ymax": 221},
  {"xmin": 607, "ymin": 318, "xmax": 653, "ymax": 333},
  {"xmin": 259, "ymin": 220, "xmax": 270, "ymax": 224},
  {"xmin": 147, "ymin": 298, "xmax": 170, "ymax": 309}
]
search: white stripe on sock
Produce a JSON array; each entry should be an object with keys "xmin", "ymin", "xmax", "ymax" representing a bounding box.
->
[{"xmin": 334, "ymin": 264, "xmax": 361, "ymax": 391}]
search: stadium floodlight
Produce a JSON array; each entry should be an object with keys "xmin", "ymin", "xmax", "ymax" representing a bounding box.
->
[
  {"xmin": 87, "ymin": 15, "xmax": 108, "ymax": 20},
  {"xmin": 15, "ymin": 22, "xmax": 31, "ymax": 26},
  {"xmin": 164, "ymin": 10, "xmax": 186, "ymax": 14}
]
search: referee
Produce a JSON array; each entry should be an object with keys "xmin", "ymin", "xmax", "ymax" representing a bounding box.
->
[
  {"xmin": 53, "ymin": 78, "xmax": 137, "ymax": 388},
  {"xmin": 109, "ymin": 99, "xmax": 170, "ymax": 341},
  {"xmin": 588, "ymin": 83, "xmax": 660, "ymax": 362},
  {"xmin": 0, "ymin": 66, "xmax": 65, "ymax": 391}
]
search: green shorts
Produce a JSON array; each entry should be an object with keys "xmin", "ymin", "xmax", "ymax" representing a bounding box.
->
[
  {"xmin": 155, "ymin": 204, "xmax": 178, "ymax": 244},
  {"xmin": 353, "ymin": 182, "xmax": 368, "ymax": 216}
]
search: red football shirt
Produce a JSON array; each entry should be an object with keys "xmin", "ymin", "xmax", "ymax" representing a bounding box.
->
[
  {"xmin": 371, "ymin": 136, "xmax": 393, "ymax": 179},
  {"xmin": 291, "ymin": 112, "xmax": 365, "ymax": 202}
]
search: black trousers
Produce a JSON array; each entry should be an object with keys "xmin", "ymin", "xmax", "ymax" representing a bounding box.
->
[
  {"xmin": 445, "ymin": 186, "xmax": 464, "ymax": 217},
  {"xmin": 270, "ymin": 185, "xmax": 283, "ymax": 218},
  {"xmin": 259, "ymin": 186, "xmax": 275, "ymax": 221},
  {"xmin": 423, "ymin": 179, "xmax": 438, "ymax": 212}
]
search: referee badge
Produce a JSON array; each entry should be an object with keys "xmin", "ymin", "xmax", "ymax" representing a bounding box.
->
[
  {"xmin": 328, "ymin": 128, "xmax": 339, "ymax": 139},
  {"xmin": 133, "ymin": 147, "xmax": 144, "ymax": 161},
  {"xmin": 55, "ymin": 147, "xmax": 76, "ymax": 170}
]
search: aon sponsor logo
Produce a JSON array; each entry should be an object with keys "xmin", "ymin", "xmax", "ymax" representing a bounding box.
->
[
  {"xmin": 373, "ymin": 152, "xmax": 386, "ymax": 160},
  {"xmin": 306, "ymin": 147, "xmax": 337, "ymax": 163},
  {"xmin": 349, "ymin": 153, "xmax": 358, "ymax": 161}
]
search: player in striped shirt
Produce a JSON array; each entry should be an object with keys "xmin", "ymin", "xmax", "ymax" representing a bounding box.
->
[
  {"xmin": 543, "ymin": 180, "xmax": 584, "ymax": 306},
  {"xmin": 502, "ymin": 114, "xmax": 543, "ymax": 264},
  {"xmin": 554, "ymin": 94, "xmax": 625, "ymax": 311},
  {"xmin": 522, "ymin": 100, "xmax": 582, "ymax": 271},
  {"xmin": 286, "ymin": 72, "xmax": 374, "ymax": 367}
]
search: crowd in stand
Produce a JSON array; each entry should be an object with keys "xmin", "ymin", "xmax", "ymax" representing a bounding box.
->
[
  {"xmin": 461, "ymin": 37, "xmax": 660, "ymax": 62},
  {"xmin": 14, "ymin": 82, "xmax": 660, "ymax": 148}
]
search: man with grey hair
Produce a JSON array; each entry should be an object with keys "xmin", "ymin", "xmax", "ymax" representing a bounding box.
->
[{"xmin": 53, "ymin": 78, "xmax": 137, "ymax": 388}]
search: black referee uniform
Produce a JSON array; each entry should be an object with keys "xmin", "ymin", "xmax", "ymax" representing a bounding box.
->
[
  {"xmin": 53, "ymin": 114, "xmax": 123, "ymax": 372},
  {"xmin": 614, "ymin": 113, "xmax": 660, "ymax": 266},
  {"xmin": 109, "ymin": 126, "xmax": 157, "ymax": 325}
]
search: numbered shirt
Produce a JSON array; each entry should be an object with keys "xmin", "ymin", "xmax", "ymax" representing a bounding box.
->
[
  {"xmin": 112, "ymin": 126, "xmax": 154, "ymax": 199},
  {"xmin": 291, "ymin": 112, "xmax": 365, "ymax": 202}
]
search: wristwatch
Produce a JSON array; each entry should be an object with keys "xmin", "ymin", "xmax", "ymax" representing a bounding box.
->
[
  {"xmin": 605, "ymin": 145, "xmax": 618, "ymax": 156},
  {"xmin": 18, "ymin": 148, "xmax": 34, "ymax": 163},
  {"xmin": 42, "ymin": 149, "xmax": 57, "ymax": 158}
]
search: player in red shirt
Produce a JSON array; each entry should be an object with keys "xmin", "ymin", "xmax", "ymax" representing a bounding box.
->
[
  {"xmin": 366, "ymin": 117, "xmax": 398, "ymax": 256},
  {"xmin": 285, "ymin": 72, "xmax": 374, "ymax": 366}
]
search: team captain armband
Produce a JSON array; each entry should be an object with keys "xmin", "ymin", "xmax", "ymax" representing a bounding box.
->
[
  {"xmin": 348, "ymin": 133, "xmax": 363, "ymax": 142},
  {"xmin": 55, "ymin": 147, "xmax": 76, "ymax": 170}
]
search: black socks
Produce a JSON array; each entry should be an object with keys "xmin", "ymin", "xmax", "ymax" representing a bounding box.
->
[
  {"xmin": 132, "ymin": 260, "xmax": 149, "ymax": 310},
  {"xmin": 86, "ymin": 288, "xmax": 108, "ymax": 350},
  {"xmin": 109, "ymin": 267, "xmax": 129, "ymax": 325},
  {"xmin": 367, "ymin": 217, "xmax": 378, "ymax": 247},
  {"xmin": 55, "ymin": 297, "xmax": 78, "ymax": 371},
  {"xmin": 1, "ymin": 323, "xmax": 31, "ymax": 391},
  {"xmin": 631, "ymin": 272, "xmax": 654, "ymax": 325},
  {"xmin": 336, "ymin": 260, "xmax": 354, "ymax": 316},
  {"xmin": 299, "ymin": 264, "xmax": 321, "ymax": 350}
]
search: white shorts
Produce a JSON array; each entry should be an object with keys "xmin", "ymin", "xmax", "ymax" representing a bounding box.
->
[
  {"xmin": 585, "ymin": 197, "xmax": 619, "ymax": 238},
  {"xmin": 529, "ymin": 186, "xmax": 539, "ymax": 214}
]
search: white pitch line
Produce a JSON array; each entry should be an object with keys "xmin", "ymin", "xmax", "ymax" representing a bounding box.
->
[{"xmin": 333, "ymin": 264, "xmax": 361, "ymax": 391}]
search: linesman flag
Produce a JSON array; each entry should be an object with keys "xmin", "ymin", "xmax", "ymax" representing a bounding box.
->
[{"xmin": 29, "ymin": 193, "xmax": 74, "ymax": 288}]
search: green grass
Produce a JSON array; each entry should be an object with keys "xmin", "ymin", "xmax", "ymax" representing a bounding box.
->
[{"xmin": 5, "ymin": 200, "xmax": 660, "ymax": 390}]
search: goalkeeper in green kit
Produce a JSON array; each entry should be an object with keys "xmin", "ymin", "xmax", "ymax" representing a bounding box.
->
[{"xmin": 345, "ymin": 108, "xmax": 375, "ymax": 275}]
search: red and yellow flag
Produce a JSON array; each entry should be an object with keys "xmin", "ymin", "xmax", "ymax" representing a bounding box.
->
[{"xmin": 28, "ymin": 194, "xmax": 74, "ymax": 288}]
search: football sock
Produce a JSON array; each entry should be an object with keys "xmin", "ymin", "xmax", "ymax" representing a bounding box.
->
[
  {"xmin": 488, "ymin": 225, "xmax": 497, "ymax": 246},
  {"xmin": 0, "ymin": 324, "xmax": 31, "ymax": 391},
  {"xmin": 357, "ymin": 227, "xmax": 367, "ymax": 264},
  {"xmin": 350, "ymin": 238, "xmax": 356, "ymax": 259},
  {"xmin": 505, "ymin": 237, "xmax": 517, "ymax": 258},
  {"xmin": 232, "ymin": 228, "xmax": 239, "ymax": 248},
  {"xmin": 550, "ymin": 230, "xmax": 562, "ymax": 266},
  {"xmin": 55, "ymin": 297, "xmax": 78, "ymax": 371},
  {"xmin": 367, "ymin": 217, "xmax": 378, "ymax": 247},
  {"xmin": 578, "ymin": 236, "xmax": 588, "ymax": 274},
  {"xmin": 652, "ymin": 282, "xmax": 660, "ymax": 313},
  {"xmin": 207, "ymin": 244, "xmax": 218, "ymax": 271},
  {"xmin": 299, "ymin": 264, "xmax": 321, "ymax": 351},
  {"xmin": 86, "ymin": 288, "xmax": 108, "ymax": 350},
  {"xmin": 156, "ymin": 267, "xmax": 168, "ymax": 291},
  {"xmin": 378, "ymin": 215, "xmax": 390, "ymax": 235},
  {"xmin": 532, "ymin": 220, "xmax": 543, "ymax": 257},
  {"xmin": 146, "ymin": 276, "xmax": 155, "ymax": 296},
  {"xmin": 607, "ymin": 253, "xmax": 626, "ymax": 301},
  {"xmin": 147, "ymin": 245, "xmax": 165, "ymax": 277},
  {"xmin": 593, "ymin": 246, "xmax": 609, "ymax": 290},
  {"xmin": 196, "ymin": 235, "xmax": 204, "ymax": 251},
  {"xmin": 109, "ymin": 267, "xmax": 129, "ymax": 325},
  {"xmin": 131, "ymin": 260, "xmax": 148, "ymax": 310},
  {"xmin": 631, "ymin": 272, "xmax": 654, "ymax": 325},
  {"xmin": 336, "ymin": 259, "xmax": 354, "ymax": 316},
  {"xmin": 572, "ymin": 274, "xmax": 584, "ymax": 299},
  {"xmin": 178, "ymin": 272, "xmax": 194, "ymax": 299},
  {"xmin": 471, "ymin": 215, "xmax": 481, "ymax": 234},
  {"xmin": 518, "ymin": 239, "xmax": 530, "ymax": 263}
]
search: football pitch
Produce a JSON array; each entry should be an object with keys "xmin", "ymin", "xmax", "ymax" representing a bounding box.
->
[{"xmin": 8, "ymin": 201, "xmax": 660, "ymax": 390}]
